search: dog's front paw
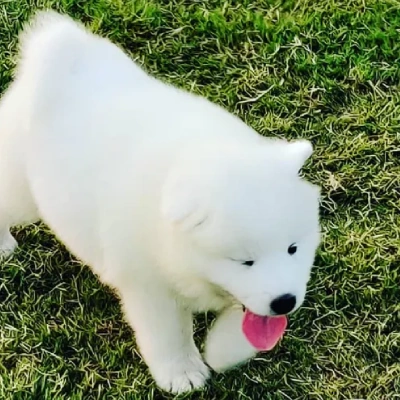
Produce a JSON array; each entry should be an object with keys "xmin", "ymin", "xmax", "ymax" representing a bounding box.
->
[
  {"xmin": 0, "ymin": 231, "xmax": 17, "ymax": 260},
  {"xmin": 151, "ymin": 354, "xmax": 210, "ymax": 394},
  {"xmin": 204, "ymin": 307, "xmax": 257, "ymax": 372}
]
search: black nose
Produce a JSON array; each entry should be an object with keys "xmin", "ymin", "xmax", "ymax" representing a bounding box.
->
[{"xmin": 270, "ymin": 294, "xmax": 296, "ymax": 315}]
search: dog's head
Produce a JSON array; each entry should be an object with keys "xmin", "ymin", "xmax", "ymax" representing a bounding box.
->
[{"xmin": 161, "ymin": 140, "xmax": 320, "ymax": 318}]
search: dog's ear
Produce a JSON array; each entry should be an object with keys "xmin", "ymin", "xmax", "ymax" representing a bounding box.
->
[
  {"xmin": 161, "ymin": 171, "xmax": 208, "ymax": 230},
  {"xmin": 286, "ymin": 140, "xmax": 313, "ymax": 173}
]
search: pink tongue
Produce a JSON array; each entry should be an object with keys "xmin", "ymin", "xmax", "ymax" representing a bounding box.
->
[{"xmin": 242, "ymin": 310, "xmax": 287, "ymax": 351}]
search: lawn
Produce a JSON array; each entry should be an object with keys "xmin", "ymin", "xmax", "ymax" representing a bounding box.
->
[{"xmin": 0, "ymin": 0, "xmax": 399, "ymax": 399}]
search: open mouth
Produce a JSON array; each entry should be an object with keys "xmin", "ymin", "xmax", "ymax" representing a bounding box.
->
[
  {"xmin": 241, "ymin": 306, "xmax": 288, "ymax": 351},
  {"xmin": 214, "ymin": 284, "xmax": 288, "ymax": 351}
]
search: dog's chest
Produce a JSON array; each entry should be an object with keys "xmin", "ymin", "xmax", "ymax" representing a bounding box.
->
[{"xmin": 174, "ymin": 277, "xmax": 233, "ymax": 313}]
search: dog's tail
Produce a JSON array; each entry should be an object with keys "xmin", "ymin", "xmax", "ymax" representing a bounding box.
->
[
  {"xmin": 20, "ymin": 10, "xmax": 83, "ymax": 47},
  {"xmin": 14, "ymin": 11, "xmax": 97, "ymax": 119},
  {"xmin": 17, "ymin": 10, "xmax": 91, "ymax": 77},
  {"xmin": 16, "ymin": 10, "xmax": 135, "ymax": 103},
  {"xmin": 16, "ymin": 10, "xmax": 134, "ymax": 120},
  {"xmin": 15, "ymin": 10, "xmax": 141, "ymax": 121}
]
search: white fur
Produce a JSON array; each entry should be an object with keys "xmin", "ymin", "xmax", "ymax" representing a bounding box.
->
[{"xmin": 0, "ymin": 12, "xmax": 321, "ymax": 393}]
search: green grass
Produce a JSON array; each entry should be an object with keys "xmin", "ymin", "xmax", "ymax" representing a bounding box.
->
[{"xmin": 1, "ymin": 0, "xmax": 399, "ymax": 398}]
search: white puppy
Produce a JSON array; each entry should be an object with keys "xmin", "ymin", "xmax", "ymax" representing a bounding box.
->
[{"xmin": 0, "ymin": 12, "xmax": 321, "ymax": 393}]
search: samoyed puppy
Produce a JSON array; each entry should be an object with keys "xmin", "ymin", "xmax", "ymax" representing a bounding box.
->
[{"xmin": 0, "ymin": 11, "xmax": 321, "ymax": 393}]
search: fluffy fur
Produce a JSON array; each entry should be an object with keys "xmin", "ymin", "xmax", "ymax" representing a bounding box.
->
[{"xmin": 0, "ymin": 12, "xmax": 321, "ymax": 393}]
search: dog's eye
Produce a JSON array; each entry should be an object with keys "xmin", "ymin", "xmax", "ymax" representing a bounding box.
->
[
  {"xmin": 242, "ymin": 260, "xmax": 254, "ymax": 267},
  {"xmin": 288, "ymin": 244, "xmax": 297, "ymax": 255}
]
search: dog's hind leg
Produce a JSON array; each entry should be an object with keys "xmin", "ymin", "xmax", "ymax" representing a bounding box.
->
[
  {"xmin": 0, "ymin": 85, "xmax": 40, "ymax": 259},
  {"xmin": 0, "ymin": 152, "xmax": 39, "ymax": 259},
  {"xmin": 0, "ymin": 160, "xmax": 39, "ymax": 259}
]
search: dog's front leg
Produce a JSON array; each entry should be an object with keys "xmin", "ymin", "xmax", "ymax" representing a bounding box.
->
[
  {"xmin": 119, "ymin": 279, "xmax": 209, "ymax": 394},
  {"xmin": 204, "ymin": 306, "xmax": 257, "ymax": 372}
]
